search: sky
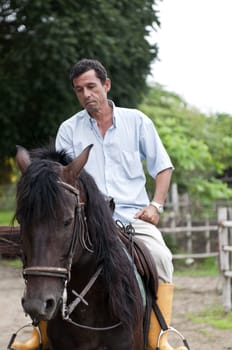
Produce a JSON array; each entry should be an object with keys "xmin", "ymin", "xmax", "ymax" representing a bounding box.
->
[{"xmin": 148, "ymin": 0, "xmax": 232, "ymax": 115}]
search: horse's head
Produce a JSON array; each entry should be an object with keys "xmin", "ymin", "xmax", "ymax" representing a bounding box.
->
[{"xmin": 15, "ymin": 145, "xmax": 93, "ymax": 322}]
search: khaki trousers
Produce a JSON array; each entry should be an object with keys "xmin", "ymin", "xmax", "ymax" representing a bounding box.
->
[{"xmin": 132, "ymin": 219, "xmax": 173, "ymax": 283}]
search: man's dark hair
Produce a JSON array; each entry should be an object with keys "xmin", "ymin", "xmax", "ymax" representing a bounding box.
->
[{"xmin": 70, "ymin": 59, "xmax": 108, "ymax": 86}]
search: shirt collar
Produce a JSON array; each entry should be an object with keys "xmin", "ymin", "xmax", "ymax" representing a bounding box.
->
[{"xmin": 87, "ymin": 100, "xmax": 116, "ymax": 128}]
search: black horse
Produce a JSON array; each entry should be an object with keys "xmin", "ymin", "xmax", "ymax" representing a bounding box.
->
[{"xmin": 14, "ymin": 145, "xmax": 144, "ymax": 350}]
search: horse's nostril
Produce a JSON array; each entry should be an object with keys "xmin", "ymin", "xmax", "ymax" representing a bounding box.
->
[
  {"xmin": 45, "ymin": 298, "xmax": 55, "ymax": 312},
  {"xmin": 21, "ymin": 294, "xmax": 58, "ymax": 320}
]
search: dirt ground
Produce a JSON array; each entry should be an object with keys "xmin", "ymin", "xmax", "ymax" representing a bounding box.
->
[{"xmin": 0, "ymin": 263, "xmax": 231, "ymax": 350}]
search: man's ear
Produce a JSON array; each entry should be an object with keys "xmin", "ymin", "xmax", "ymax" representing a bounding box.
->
[{"xmin": 105, "ymin": 78, "xmax": 111, "ymax": 92}]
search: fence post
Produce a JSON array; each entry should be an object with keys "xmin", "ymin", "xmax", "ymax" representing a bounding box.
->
[
  {"xmin": 205, "ymin": 216, "xmax": 211, "ymax": 254},
  {"xmin": 171, "ymin": 183, "xmax": 179, "ymax": 215},
  {"xmin": 186, "ymin": 213, "xmax": 192, "ymax": 254},
  {"xmin": 218, "ymin": 207, "xmax": 231, "ymax": 312}
]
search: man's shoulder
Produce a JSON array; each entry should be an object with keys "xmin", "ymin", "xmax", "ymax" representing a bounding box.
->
[
  {"xmin": 114, "ymin": 106, "xmax": 144, "ymax": 118},
  {"xmin": 114, "ymin": 106, "xmax": 151, "ymax": 124},
  {"xmin": 60, "ymin": 110, "xmax": 86, "ymax": 127},
  {"xmin": 115, "ymin": 105, "xmax": 139, "ymax": 114}
]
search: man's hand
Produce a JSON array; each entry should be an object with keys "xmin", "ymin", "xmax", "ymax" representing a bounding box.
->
[{"xmin": 134, "ymin": 205, "xmax": 160, "ymax": 225}]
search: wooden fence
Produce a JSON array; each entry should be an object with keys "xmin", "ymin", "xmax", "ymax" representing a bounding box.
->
[
  {"xmin": 161, "ymin": 213, "xmax": 218, "ymax": 260},
  {"xmin": 218, "ymin": 207, "xmax": 232, "ymax": 312},
  {"xmin": 0, "ymin": 226, "xmax": 21, "ymax": 257}
]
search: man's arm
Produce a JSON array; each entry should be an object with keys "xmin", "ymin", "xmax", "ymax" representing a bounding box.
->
[
  {"xmin": 135, "ymin": 168, "xmax": 172, "ymax": 225},
  {"xmin": 55, "ymin": 125, "xmax": 75, "ymax": 159}
]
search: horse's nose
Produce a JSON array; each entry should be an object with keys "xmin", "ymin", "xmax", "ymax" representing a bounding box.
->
[{"xmin": 22, "ymin": 296, "xmax": 57, "ymax": 320}]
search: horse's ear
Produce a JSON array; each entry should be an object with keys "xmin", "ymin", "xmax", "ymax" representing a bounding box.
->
[
  {"xmin": 15, "ymin": 145, "xmax": 31, "ymax": 173},
  {"xmin": 63, "ymin": 144, "xmax": 93, "ymax": 183}
]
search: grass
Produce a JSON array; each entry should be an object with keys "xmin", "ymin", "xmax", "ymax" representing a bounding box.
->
[
  {"xmin": 188, "ymin": 305, "xmax": 232, "ymax": 330},
  {"xmin": 174, "ymin": 257, "xmax": 219, "ymax": 277},
  {"xmin": 0, "ymin": 258, "xmax": 22, "ymax": 268},
  {"xmin": 0, "ymin": 210, "xmax": 15, "ymax": 225},
  {"xmin": 174, "ymin": 257, "xmax": 232, "ymax": 331}
]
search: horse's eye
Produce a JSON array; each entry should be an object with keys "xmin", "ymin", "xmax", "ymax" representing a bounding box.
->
[{"xmin": 64, "ymin": 218, "xmax": 73, "ymax": 228}]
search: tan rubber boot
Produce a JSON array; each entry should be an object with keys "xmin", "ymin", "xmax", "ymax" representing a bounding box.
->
[
  {"xmin": 147, "ymin": 283, "xmax": 188, "ymax": 350},
  {"xmin": 12, "ymin": 321, "xmax": 49, "ymax": 350}
]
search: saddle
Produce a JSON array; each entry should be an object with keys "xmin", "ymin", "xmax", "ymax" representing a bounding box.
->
[{"xmin": 117, "ymin": 222, "xmax": 158, "ymax": 294}]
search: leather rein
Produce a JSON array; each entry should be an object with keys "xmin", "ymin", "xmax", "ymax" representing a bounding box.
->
[{"xmin": 22, "ymin": 180, "xmax": 121, "ymax": 331}]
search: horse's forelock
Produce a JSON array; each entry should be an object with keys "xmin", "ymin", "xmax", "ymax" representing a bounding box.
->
[
  {"xmin": 16, "ymin": 158, "xmax": 65, "ymax": 227},
  {"xmin": 30, "ymin": 146, "xmax": 72, "ymax": 165}
]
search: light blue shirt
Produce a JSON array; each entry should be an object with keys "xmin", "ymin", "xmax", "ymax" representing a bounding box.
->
[{"xmin": 55, "ymin": 101, "xmax": 173, "ymax": 224}]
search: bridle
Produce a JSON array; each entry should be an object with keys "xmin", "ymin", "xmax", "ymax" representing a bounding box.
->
[
  {"xmin": 23, "ymin": 180, "xmax": 91, "ymax": 282},
  {"xmin": 22, "ymin": 180, "xmax": 121, "ymax": 331}
]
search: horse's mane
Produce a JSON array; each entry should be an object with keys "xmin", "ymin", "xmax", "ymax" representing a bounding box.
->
[
  {"xmin": 16, "ymin": 145, "xmax": 142, "ymax": 332},
  {"xmin": 79, "ymin": 170, "xmax": 143, "ymax": 330},
  {"xmin": 16, "ymin": 148, "xmax": 70, "ymax": 228}
]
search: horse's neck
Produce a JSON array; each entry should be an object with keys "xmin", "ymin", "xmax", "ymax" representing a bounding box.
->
[{"xmin": 70, "ymin": 253, "xmax": 99, "ymax": 287}]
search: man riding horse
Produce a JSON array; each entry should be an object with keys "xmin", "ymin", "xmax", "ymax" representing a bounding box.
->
[{"xmin": 12, "ymin": 59, "xmax": 188, "ymax": 350}]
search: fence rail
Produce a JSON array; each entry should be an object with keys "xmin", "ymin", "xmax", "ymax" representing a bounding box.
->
[
  {"xmin": 0, "ymin": 226, "xmax": 21, "ymax": 257},
  {"xmin": 173, "ymin": 252, "xmax": 218, "ymax": 260},
  {"xmin": 161, "ymin": 225, "xmax": 218, "ymax": 233},
  {"xmin": 161, "ymin": 215, "xmax": 218, "ymax": 260}
]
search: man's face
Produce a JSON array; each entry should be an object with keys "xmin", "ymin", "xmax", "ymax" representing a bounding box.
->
[{"xmin": 72, "ymin": 69, "xmax": 111, "ymax": 114}]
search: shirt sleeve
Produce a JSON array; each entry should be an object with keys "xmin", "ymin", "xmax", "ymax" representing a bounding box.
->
[
  {"xmin": 55, "ymin": 122, "xmax": 75, "ymax": 160},
  {"xmin": 138, "ymin": 111, "xmax": 174, "ymax": 178}
]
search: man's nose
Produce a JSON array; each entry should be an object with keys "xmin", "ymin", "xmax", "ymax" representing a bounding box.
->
[{"xmin": 83, "ymin": 88, "xmax": 91, "ymax": 98}]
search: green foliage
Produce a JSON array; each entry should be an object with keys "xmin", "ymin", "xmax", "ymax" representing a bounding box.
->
[
  {"xmin": 0, "ymin": 210, "xmax": 15, "ymax": 225},
  {"xmin": 140, "ymin": 84, "xmax": 232, "ymax": 205},
  {"xmin": 0, "ymin": 183, "xmax": 16, "ymax": 211},
  {"xmin": 0, "ymin": 0, "xmax": 160, "ymax": 159}
]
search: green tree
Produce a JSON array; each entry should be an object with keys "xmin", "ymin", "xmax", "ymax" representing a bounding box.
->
[
  {"xmin": 0, "ymin": 0, "xmax": 160, "ymax": 163},
  {"xmin": 140, "ymin": 84, "xmax": 232, "ymax": 205}
]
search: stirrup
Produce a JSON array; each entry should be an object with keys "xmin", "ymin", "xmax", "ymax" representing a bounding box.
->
[
  {"xmin": 7, "ymin": 323, "xmax": 43, "ymax": 350},
  {"xmin": 156, "ymin": 326, "xmax": 190, "ymax": 350}
]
